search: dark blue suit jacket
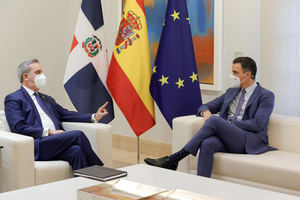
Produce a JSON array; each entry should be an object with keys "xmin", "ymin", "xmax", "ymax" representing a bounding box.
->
[
  {"xmin": 4, "ymin": 86, "xmax": 92, "ymax": 160},
  {"xmin": 197, "ymin": 83, "xmax": 275, "ymax": 154}
]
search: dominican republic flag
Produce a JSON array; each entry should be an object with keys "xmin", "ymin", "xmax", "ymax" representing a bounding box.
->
[{"xmin": 64, "ymin": 0, "xmax": 114, "ymax": 123}]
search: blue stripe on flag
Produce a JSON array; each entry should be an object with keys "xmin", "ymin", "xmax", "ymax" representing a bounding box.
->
[
  {"xmin": 81, "ymin": 0, "xmax": 104, "ymax": 30},
  {"xmin": 64, "ymin": 63, "xmax": 114, "ymax": 124}
]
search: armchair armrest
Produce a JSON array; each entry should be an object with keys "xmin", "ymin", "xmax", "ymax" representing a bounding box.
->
[
  {"xmin": 172, "ymin": 115, "xmax": 204, "ymax": 172},
  {"xmin": 0, "ymin": 131, "xmax": 35, "ymax": 192},
  {"xmin": 61, "ymin": 122, "xmax": 112, "ymax": 167}
]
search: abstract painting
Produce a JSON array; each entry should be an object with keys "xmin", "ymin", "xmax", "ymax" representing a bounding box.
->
[{"xmin": 144, "ymin": 0, "xmax": 222, "ymax": 90}]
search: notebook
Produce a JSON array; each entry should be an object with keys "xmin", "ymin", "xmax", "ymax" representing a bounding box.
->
[{"xmin": 73, "ymin": 165, "xmax": 127, "ymax": 182}]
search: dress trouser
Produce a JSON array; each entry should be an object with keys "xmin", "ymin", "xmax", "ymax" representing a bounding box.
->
[
  {"xmin": 38, "ymin": 130, "xmax": 103, "ymax": 170},
  {"xmin": 184, "ymin": 116, "xmax": 247, "ymax": 177}
]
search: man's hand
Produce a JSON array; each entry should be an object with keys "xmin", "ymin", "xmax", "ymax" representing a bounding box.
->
[
  {"xmin": 95, "ymin": 102, "xmax": 109, "ymax": 122},
  {"xmin": 48, "ymin": 129, "xmax": 64, "ymax": 135},
  {"xmin": 202, "ymin": 110, "xmax": 212, "ymax": 122}
]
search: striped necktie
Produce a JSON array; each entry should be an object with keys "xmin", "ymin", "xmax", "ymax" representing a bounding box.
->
[{"xmin": 232, "ymin": 89, "xmax": 246, "ymax": 121}]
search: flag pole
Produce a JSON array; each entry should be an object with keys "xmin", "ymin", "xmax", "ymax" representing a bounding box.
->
[{"xmin": 137, "ymin": 136, "xmax": 140, "ymax": 164}]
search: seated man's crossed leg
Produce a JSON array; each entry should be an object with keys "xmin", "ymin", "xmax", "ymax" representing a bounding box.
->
[
  {"xmin": 38, "ymin": 130, "xmax": 103, "ymax": 170},
  {"xmin": 145, "ymin": 116, "xmax": 246, "ymax": 177}
]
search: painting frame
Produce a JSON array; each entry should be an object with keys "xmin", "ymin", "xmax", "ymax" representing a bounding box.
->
[{"xmin": 199, "ymin": 0, "xmax": 223, "ymax": 91}]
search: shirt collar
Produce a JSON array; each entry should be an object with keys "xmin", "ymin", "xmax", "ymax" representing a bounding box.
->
[
  {"xmin": 244, "ymin": 82, "xmax": 257, "ymax": 94},
  {"xmin": 22, "ymin": 85, "xmax": 36, "ymax": 97}
]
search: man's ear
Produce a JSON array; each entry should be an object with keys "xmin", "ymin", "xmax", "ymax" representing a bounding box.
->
[
  {"xmin": 246, "ymin": 71, "xmax": 252, "ymax": 77},
  {"xmin": 23, "ymin": 73, "xmax": 29, "ymax": 82}
]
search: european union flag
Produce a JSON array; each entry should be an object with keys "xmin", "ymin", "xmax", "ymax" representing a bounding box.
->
[{"xmin": 150, "ymin": 0, "xmax": 202, "ymax": 128}]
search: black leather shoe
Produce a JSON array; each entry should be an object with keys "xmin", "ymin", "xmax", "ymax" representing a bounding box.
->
[{"xmin": 144, "ymin": 156, "xmax": 178, "ymax": 170}]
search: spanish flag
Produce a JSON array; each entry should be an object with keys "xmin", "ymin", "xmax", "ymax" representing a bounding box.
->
[{"xmin": 107, "ymin": 0, "xmax": 155, "ymax": 136}]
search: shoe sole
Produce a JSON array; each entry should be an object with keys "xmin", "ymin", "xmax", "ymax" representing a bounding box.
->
[{"xmin": 144, "ymin": 159, "xmax": 155, "ymax": 166}]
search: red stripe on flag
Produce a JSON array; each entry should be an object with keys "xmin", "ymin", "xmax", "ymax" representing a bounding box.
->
[
  {"xmin": 136, "ymin": 0, "xmax": 145, "ymax": 14},
  {"xmin": 107, "ymin": 55, "xmax": 155, "ymax": 136},
  {"xmin": 70, "ymin": 35, "xmax": 79, "ymax": 53}
]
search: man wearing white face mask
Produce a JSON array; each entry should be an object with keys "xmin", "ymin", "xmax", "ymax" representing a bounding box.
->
[
  {"xmin": 144, "ymin": 57, "xmax": 276, "ymax": 178},
  {"xmin": 4, "ymin": 59, "xmax": 109, "ymax": 170}
]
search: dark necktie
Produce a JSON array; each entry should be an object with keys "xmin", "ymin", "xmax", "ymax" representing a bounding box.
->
[
  {"xmin": 232, "ymin": 89, "xmax": 246, "ymax": 121},
  {"xmin": 34, "ymin": 93, "xmax": 60, "ymax": 130}
]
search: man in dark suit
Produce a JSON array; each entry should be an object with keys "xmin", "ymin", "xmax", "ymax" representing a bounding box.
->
[
  {"xmin": 5, "ymin": 59, "xmax": 109, "ymax": 170},
  {"xmin": 144, "ymin": 57, "xmax": 275, "ymax": 177}
]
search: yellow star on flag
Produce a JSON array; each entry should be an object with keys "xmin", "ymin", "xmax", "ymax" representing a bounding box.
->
[
  {"xmin": 153, "ymin": 65, "xmax": 157, "ymax": 73},
  {"xmin": 159, "ymin": 75, "xmax": 169, "ymax": 86},
  {"xmin": 189, "ymin": 72, "xmax": 198, "ymax": 82},
  {"xmin": 171, "ymin": 10, "xmax": 180, "ymax": 21},
  {"xmin": 175, "ymin": 78, "xmax": 184, "ymax": 88},
  {"xmin": 186, "ymin": 17, "xmax": 190, "ymax": 24}
]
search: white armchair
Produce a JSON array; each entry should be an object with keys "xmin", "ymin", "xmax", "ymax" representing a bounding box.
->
[
  {"xmin": 0, "ymin": 110, "xmax": 112, "ymax": 192},
  {"xmin": 172, "ymin": 114, "xmax": 300, "ymax": 196}
]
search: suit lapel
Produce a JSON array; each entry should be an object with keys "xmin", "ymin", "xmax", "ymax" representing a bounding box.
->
[
  {"xmin": 245, "ymin": 83, "xmax": 261, "ymax": 110},
  {"xmin": 220, "ymin": 88, "xmax": 240, "ymax": 119},
  {"xmin": 20, "ymin": 86, "xmax": 43, "ymax": 126},
  {"xmin": 224, "ymin": 88, "xmax": 240, "ymax": 110}
]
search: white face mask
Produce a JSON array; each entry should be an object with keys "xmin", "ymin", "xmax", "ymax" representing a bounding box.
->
[
  {"xmin": 34, "ymin": 73, "xmax": 47, "ymax": 89},
  {"xmin": 230, "ymin": 74, "xmax": 240, "ymax": 88}
]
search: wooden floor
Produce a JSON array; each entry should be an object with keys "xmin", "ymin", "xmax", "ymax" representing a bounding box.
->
[
  {"xmin": 111, "ymin": 135, "xmax": 172, "ymax": 168},
  {"xmin": 111, "ymin": 148, "xmax": 159, "ymax": 168}
]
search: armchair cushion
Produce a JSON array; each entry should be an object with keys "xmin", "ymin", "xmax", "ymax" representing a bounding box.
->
[
  {"xmin": 35, "ymin": 161, "xmax": 72, "ymax": 185},
  {"xmin": 211, "ymin": 151, "xmax": 300, "ymax": 191}
]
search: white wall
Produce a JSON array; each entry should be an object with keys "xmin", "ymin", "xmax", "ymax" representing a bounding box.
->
[
  {"xmin": 1, "ymin": 0, "xmax": 296, "ymax": 145},
  {"xmin": 261, "ymin": 0, "xmax": 300, "ymax": 117},
  {"xmin": 0, "ymin": 0, "xmax": 81, "ymax": 110}
]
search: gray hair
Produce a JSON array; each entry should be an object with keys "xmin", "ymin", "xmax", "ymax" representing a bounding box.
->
[{"xmin": 17, "ymin": 59, "xmax": 39, "ymax": 83}]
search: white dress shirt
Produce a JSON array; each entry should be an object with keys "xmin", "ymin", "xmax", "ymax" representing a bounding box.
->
[
  {"xmin": 22, "ymin": 86, "xmax": 55, "ymax": 137},
  {"xmin": 227, "ymin": 82, "xmax": 257, "ymax": 121}
]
